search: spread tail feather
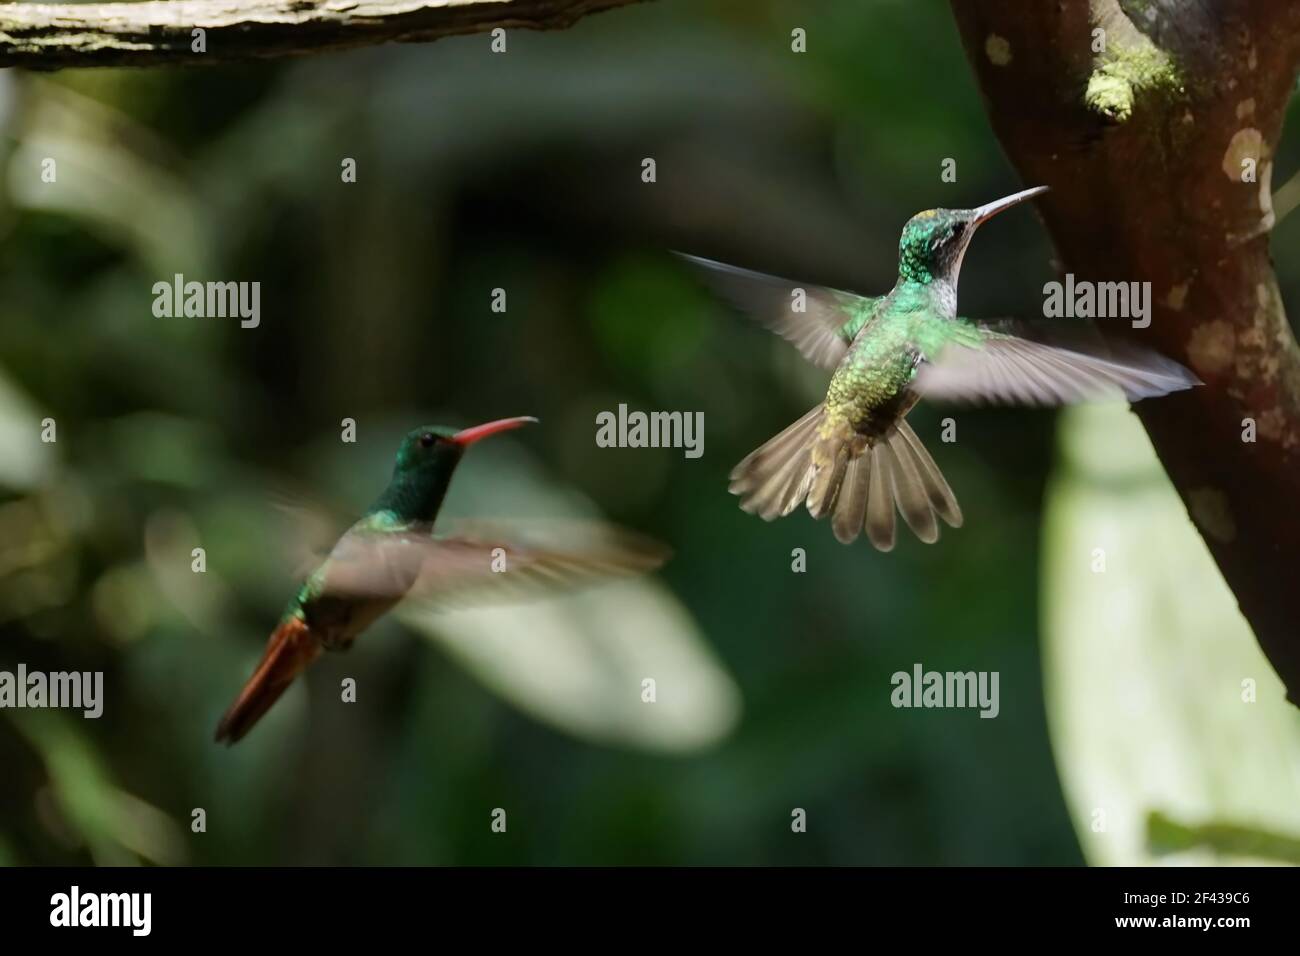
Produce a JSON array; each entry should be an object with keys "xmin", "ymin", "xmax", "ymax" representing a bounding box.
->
[
  {"xmin": 729, "ymin": 404, "xmax": 825, "ymax": 521},
  {"xmin": 730, "ymin": 409, "xmax": 962, "ymax": 550},
  {"xmin": 215, "ymin": 615, "xmax": 322, "ymax": 745}
]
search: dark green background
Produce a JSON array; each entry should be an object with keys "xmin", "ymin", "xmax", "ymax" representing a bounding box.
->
[{"xmin": 1, "ymin": 0, "xmax": 1297, "ymax": 865}]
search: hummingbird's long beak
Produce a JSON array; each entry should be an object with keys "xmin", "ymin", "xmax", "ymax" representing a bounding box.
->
[
  {"xmin": 452, "ymin": 416, "xmax": 538, "ymax": 446},
  {"xmin": 970, "ymin": 185, "xmax": 1050, "ymax": 228}
]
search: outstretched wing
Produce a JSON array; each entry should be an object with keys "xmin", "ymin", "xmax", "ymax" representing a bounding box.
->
[
  {"xmin": 914, "ymin": 319, "xmax": 1200, "ymax": 406},
  {"xmin": 265, "ymin": 484, "xmax": 351, "ymax": 579},
  {"xmin": 313, "ymin": 519, "xmax": 670, "ymax": 608},
  {"xmin": 676, "ymin": 252, "xmax": 878, "ymax": 369}
]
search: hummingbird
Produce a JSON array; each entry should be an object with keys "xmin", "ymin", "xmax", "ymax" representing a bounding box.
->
[
  {"xmin": 215, "ymin": 416, "xmax": 666, "ymax": 744},
  {"xmin": 681, "ymin": 185, "xmax": 1198, "ymax": 550}
]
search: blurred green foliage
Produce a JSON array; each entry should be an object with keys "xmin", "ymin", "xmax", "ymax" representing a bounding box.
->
[{"xmin": 1, "ymin": 0, "xmax": 1298, "ymax": 865}]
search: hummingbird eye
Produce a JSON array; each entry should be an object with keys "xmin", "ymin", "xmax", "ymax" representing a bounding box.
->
[
  {"xmin": 419, "ymin": 432, "xmax": 436, "ymax": 449},
  {"xmin": 933, "ymin": 223, "xmax": 960, "ymax": 250}
]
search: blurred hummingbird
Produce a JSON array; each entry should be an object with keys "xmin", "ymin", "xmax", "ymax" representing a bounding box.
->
[
  {"xmin": 216, "ymin": 417, "xmax": 666, "ymax": 744},
  {"xmin": 681, "ymin": 185, "xmax": 1198, "ymax": 550}
]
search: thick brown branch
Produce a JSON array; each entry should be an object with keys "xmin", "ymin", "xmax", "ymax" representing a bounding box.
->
[
  {"xmin": 0, "ymin": 0, "xmax": 646, "ymax": 69},
  {"xmin": 950, "ymin": 0, "xmax": 1300, "ymax": 702}
]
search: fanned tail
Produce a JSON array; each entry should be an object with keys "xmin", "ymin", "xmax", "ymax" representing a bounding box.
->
[
  {"xmin": 840, "ymin": 420, "xmax": 964, "ymax": 550},
  {"xmin": 728, "ymin": 404, "xmax": 825, "ymax": 521},
  {"xmin": 215, "ymin": 615, "xmax": 322, "ymax": 745},
  {"xmin": 729, "ymin": 409, "xmax": 962, "ymax": 550}
]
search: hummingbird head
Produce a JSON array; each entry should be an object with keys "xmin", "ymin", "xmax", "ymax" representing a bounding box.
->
[
  {"xmin": 897, "ymin": 186, "xmax": 1049, "ymax": 288},
  {"xmin": 393, "ymin": 416, "xmax": 539, "ymax": 475},
  {"xmin": 381, "ymin": 416, "xmax": 538, "ymax": 521}
]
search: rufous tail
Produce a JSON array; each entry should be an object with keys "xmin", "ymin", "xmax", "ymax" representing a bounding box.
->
[
  {"xmin": 215, "ymin": 615, "xmax": 322, "ymax": 745},
  {"xmin": 728, "ymin": 404, "xmax": 963, "ymax": 550}
]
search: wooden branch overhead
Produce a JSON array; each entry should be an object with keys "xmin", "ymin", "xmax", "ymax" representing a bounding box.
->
[
  {"xmin": 0, "ymin": 0, "xmax": 647, "ymax": 69},
  {"xmin": 949, "ymin": 0, "xmax": 1300, "ymax": 702}
]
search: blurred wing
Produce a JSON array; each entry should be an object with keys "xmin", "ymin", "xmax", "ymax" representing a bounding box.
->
[
  {"xmin": 676, "ymin": 252, "xmax": 876, "ymax": 369},
  {"xmin": 313, "ymin": 525, "xmax": 431, "ymax": 601},
  {"xmin": 315, "ymin": 520, "xmax": 670, "ymax": 608},
  {"xmin": 264, "ymin": 485, "xmax": 356, "ymax": 579},
  {"xmin": 915, "ymin": 320, "xmax": 1200, "ymax": 406},
  {"xmin": 419, "ymin": 524, "xmax": 669, "ymax": 607}
]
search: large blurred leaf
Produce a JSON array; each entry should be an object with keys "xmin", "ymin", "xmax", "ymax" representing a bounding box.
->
[
  {"xmin": 415, "ymin": 582, "xmax": 738, "ymax": 752},
  {"xmin": 393, "ymin": 430, "xmax": 741, "ymax": 754},
  {"xmin": 6, "ymin": 78, "xmax": 208, "ymax": 275},
  {"xmin": 1043, "ymin": 403, "xmax": 1300, "ymax": 865}
]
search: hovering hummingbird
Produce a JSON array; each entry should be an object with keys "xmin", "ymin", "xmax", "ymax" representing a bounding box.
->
[
  {"xmin": 681, "ymin": 185, "xmax": 1198, "ymax": 550},
  {"xmin": 215, "ymin": 417, "xmax": 666, "ymax": 744}
]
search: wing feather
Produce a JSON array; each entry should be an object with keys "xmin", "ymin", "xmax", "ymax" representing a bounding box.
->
[
  {"xmin": 676, "ymin": 252, "xmax": 877, "ymax": 369},
  {"xmin": 916, "ymin": 321, "xmax": 1199, "ymax": 405}
]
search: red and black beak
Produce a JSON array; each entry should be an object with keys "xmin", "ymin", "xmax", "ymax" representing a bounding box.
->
[{"xmin": 452, "ymin": 416, "xmax": 538, "ymax": 447}]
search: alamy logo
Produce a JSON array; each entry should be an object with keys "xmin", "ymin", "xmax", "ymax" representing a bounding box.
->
[
  {"xmin": 50, "ymin": 886, "xmax": 150, "ymax": 936},
  {"xmin": 0, "ymin": 665, "xmax": 102, "ymax": 718},
  {"xmin": 152, "ymin": 274, "xmax": 261, "ymax": 328},
  {"xmin": 890, "ymin": 663, "xmax": 999, "ymax": 718},
  {"xmin": 595, "ymin": 404, "xmax": 703, "ymax": 459},
  {"xmin": 1042, "ymin": 273, "xmax": 1151, "ymax": 329}
]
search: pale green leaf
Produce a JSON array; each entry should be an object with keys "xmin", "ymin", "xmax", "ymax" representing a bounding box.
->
[{"xmin": 1043, "ymin": 403, "xmax": 1300, "ymax": 866}]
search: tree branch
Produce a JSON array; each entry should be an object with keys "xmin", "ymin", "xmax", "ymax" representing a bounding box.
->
[
  {"xmin": 0, "ymin": 0, "xmax": 646, "ymax": 69},
  {"xmin": 949, "ymin": 0, "xmax": 1300, "ymax": 702}
]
